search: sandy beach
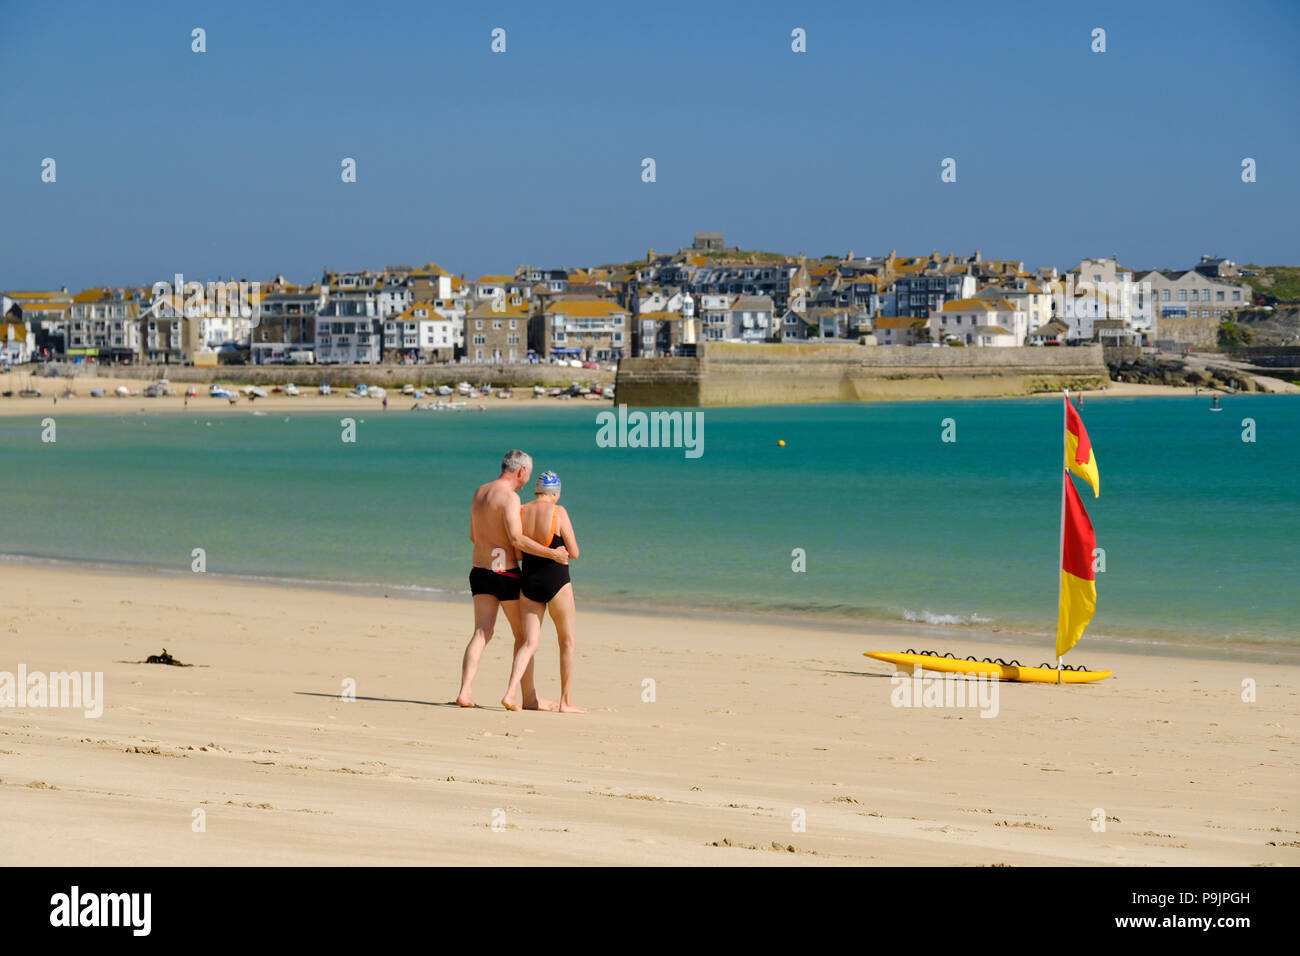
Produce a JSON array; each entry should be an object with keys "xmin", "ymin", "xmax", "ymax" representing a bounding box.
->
[
  {"xmin": 0, "ymin": 374, "xmax": 610, "ymax": 417},
  {"xmin": 1, "ymin": 372, "xmax": 1272, "ymax": 419},
  {"xmin": 1, "ymin": 562, "xmax": 1294, "ymax": 866}
]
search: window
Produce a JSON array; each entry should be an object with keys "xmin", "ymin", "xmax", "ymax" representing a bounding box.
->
[
  {"xmin": 1161, "ymin": 290, "xmax": 1170, "ymax": 301},
  {"xmin": 1232, "ymin": 291, "xmax": 1241, "ymax": 301},
  {"xmin": 476, "ymin": 320, "xmax": 483, "ymax": 330},
  {"xmin": 1178, "ymin": 290, "xmax": 1187, "ymax": 301},
  {"xmin": 493, "ymin": 321, "xmax": 502, "ymax": 330}
]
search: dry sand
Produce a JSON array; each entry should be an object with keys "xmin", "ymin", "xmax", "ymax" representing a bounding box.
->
[{"xmin": 1, "ymin": 562, "xmax": 1295, "ymax": 866}]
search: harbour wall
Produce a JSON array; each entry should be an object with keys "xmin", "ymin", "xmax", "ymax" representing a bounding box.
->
[{"xmin": 615, "ymin": 343, "xmax": 1110, "ymax": 407}]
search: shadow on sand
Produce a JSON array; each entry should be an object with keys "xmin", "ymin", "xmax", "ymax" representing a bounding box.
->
[{"xmin": 294, "ymin": 691, "xmax": 464, "ymax": 708}]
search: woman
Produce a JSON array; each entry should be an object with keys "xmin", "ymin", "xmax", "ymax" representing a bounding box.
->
[{"xmin": 518, "ymin": 471, "xmax": 585, "ymax": 713}]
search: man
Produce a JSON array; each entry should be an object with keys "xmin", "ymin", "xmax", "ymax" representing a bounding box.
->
[{"xmin": 457, "ymin": 449, "xmax": 569, "ymax": 710}]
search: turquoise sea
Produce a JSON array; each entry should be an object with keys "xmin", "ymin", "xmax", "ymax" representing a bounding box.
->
[{"xmin": 1, "ymin": 396, "xmax": 1296, "ymax": 657}]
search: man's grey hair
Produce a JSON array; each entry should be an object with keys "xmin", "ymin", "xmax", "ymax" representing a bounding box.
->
[{"xmin": 501, "ymin": 449, "xmax": 532, "ymax": 474}]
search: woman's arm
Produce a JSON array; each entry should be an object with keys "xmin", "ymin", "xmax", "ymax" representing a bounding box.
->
[
  {"xmin": 558, "ymin": 506, "xmax": 579, "ymax": 560},
  {"xmin": 508, "ymin": 501, "xmax": 568, "ymax": 563}
]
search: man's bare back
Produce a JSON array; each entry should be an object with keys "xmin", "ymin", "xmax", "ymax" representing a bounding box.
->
[{"xmin": 470, "ymin": 478, "xmax": 522, "ymax": 571}]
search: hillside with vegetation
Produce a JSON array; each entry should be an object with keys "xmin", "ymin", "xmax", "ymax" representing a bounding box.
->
[{"xmin": 1240, "ymin": 265, "xmax": 1300, "ymax": 303}]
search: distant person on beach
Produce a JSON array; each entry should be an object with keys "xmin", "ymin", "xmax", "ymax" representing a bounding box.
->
[
  {"xmin": 457, "ymin": 449, "xmax": 569, "ymax": 710},
  {"xmin": 515, "ymin": 471, "xmax": 585, "ymax": 713}
]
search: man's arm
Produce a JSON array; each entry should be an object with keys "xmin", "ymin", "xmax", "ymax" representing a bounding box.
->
[{"xmin": 503, "ymin": 499, "xmax": 568, "ymax": 564}]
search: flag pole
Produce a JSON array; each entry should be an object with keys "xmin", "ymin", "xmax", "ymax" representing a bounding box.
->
[{"xmin": 1057, "ymin": 389, "xmax": 1068, "ymax": 685}]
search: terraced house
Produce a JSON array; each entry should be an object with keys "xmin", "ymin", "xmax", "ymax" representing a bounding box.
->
[
  {"xmin": 383, "ymin": 301, "xmax": 458, "ymax": 362},
  {"xmin": 67, "ymin": 288, "xmax": 141, "ymax": 361},
  {"xmin": 378, "ymin": 265, "xmax": 414, "ymax": 317},
  {"xmin": 315, "ymin": 301, "xmax": 380, "ymax": 363},
  {"xmin": 687, "ymin": 261, "xmax": 804, "ymax": 312},
  {"xmin": 251, "ymin": 281, "xmax": 327, "ymax": 364},
  {"xmin": 135, "ymin": 294, "xmax": 186, "ymax": 363},
  {"xmin": 892, "ymin": 259, "xmax": 977, "ymax": 317},
  {"xmin": 2, "ymin": 289, "xmax": 71, "ymax": 356},
  {"xmin": 697, "ymin": 293, "xmax": 734, "ymax": 341},
  {"xmin": 728, "ymin": 295, "xmax": 777, "ymax": 343},
  {"xmin": 537, "ymin": 298, "xmax": 628, "ymax": 361},
  {"xmin": 466, "ymin": 299, "xmax": 528, "ymax": 362},
  {"xmin": 409, "ymin": 262, "xmax": 467, "ymax": 312}
]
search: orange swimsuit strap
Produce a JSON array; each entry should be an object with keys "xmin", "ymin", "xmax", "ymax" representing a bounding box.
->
[{"xmin": 519, "ymin": 504, "xmax": 559, "ymax": 542}]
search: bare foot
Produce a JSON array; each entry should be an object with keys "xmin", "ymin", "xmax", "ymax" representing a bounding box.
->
[
  {"xmin": 456, "ymin": 691, "xmax": 475, "ymax": 708},
  {"xmin": 501, "ymin": 693, "xmax": 520, "ymax": 712},
  {"xmin": 524, "ymin": 696, "xmax": 559, "ymax": 712},
  {"xmin": 559, "ymin": 701, "xmax": 587, "ymax": 714}
]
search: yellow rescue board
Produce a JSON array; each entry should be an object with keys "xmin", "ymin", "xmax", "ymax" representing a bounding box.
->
[{"xmin": 864, "ymin": 651, "xmax": 1111, "ymax": 683}]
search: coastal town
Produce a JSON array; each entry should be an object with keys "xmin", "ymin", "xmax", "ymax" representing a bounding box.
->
[{"xmin": 0, "ymin": 233, "xmax": 1283, "ymax": 372}]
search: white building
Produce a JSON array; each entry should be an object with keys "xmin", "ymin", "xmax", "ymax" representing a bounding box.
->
[
  {"xmin": 378, "ymin": 275, "xmax": 413, "ymax": 318},
  {"xmin": 697, "ymin": 293, "xmax": 734, "ymax": 342},
  {"xmin": 1, "ymin": 302, "xmax": 33, "ymax": 363},
  {"xmin": 633, "ymin": 286, "xmax": 686, "ymax": 316},
  {"xmin": 1057, "ymin": 257, "xmax": 1147, "ymax": 341},
  {"xmin": 977, "ymin": 278, "xmax": 1053, "ymax": 333},
  {"xmin": 473, "ymin": 275, "xmax": 512, "ymax": 304},
  {"xmin": 67, "ymin": 287, "xmax": 143, "ymax": 360},
  {"xmin": 929, "ymin": 298, "xmax": 1028, "ymax": 346},
  {"xmin": 383, "ymin": 302, "xmax": 457, "ymax": 360}
]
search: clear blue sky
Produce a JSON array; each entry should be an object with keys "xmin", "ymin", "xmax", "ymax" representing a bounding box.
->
[{"xmin": 2, "ymin": 0, "xmax": 1297, "ymax": 290}]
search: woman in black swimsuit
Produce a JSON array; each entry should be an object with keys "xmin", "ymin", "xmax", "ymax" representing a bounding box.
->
[{"xmin": 519, "ymin": 471, "xmax": 585, "ymax": 713}]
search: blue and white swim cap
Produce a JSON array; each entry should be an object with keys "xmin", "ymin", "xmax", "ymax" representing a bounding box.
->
[{"xmin": 535, "ymin": 471, "xmax": 561, "ymax": 494}]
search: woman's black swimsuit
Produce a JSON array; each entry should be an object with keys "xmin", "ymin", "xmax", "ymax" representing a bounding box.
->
[{"xmin": 521, "ymin": 506, "xmax": 571, "ymax": 604}]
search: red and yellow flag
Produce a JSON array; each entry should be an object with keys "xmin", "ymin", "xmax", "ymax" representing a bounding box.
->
[
  {"xmin": 1057, "ymin": 477, "xmax": 1097, "ymax": 658},
  {"xmin": 1065, "ymin": 398, "xmax": 1100, "ymax": 497}
]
